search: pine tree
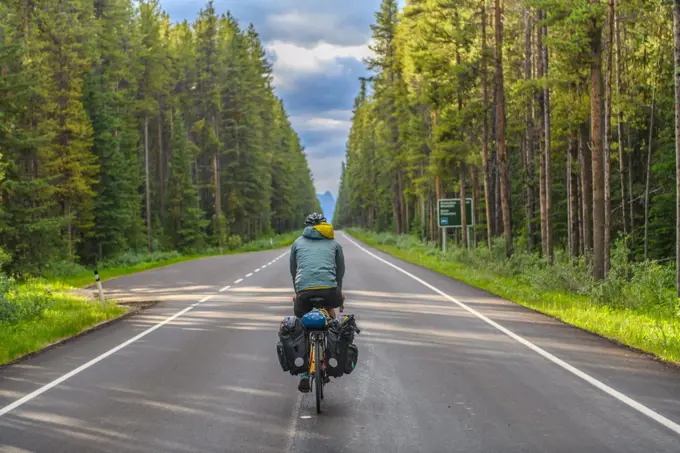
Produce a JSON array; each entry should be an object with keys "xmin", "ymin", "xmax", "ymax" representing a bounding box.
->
[
  {"xmin": 194, "ymin": 1, "xmax": 223, "ymax": 242},
  {"xmin": 84, "ymin": 0, "xmax": 142, "ymax": 261},
  {"xmin": 589, "ymin": 0, "xmax": 605, "ymax": 279},
  {"xmin": 167, "ymin": 111, "xmax": 207, "ymax": 251},
  {"xmin": 674, "ymin": 0, "xmax": 680, "ymax": 298},
  {"xmin": 138, "ymin": 0, "xmax": 166, "ymax": 251},
  {"xmin": 368, "ymin": 0, "xmax": 406, "ymax": 234},
  {"xmin": 0, "ymin": 1, "xmax": 66, "ymax": 274},
  {"xmin": 35, "ymin": 0, "xmax": 99, "ymax": 260}
]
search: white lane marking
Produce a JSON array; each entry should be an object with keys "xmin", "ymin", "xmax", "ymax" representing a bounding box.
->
[
  {"xmin": 234, "ymin": 278, "xmax": 243, "ymax": 284},
  {"xmin": 262, "ymin": 265, "xmax": 267, "ymax": 269},
  {"xmin": 0, "ymin": 304, "xmax": 196, "ymax": 418},
  {"xmin": 255, "ymin": 268, "xmax": 261, "ymax": 273},
  {"xmin": 219, "ymin": 285, "xmax": 231, "ymax": 292},
  {"xmin": 342, "ymin": 232, "xmax": 680, "ymax": 436},
  {"xmin": 246, "ymin": 273, "xmax": 253, "ymax": 278},
  {"xmin": 0, "ymin": 253, "xmax": 282, "ymax": 418}
]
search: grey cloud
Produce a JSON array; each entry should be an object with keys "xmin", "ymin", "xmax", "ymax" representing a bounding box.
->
[
  {"xmin": 302, "ymin": 133, "xmax": 347, "ymax": 159},
  {"xmin": 279, "ymin": 58, "xmax": 365, "ymax": 115},
  {"xmin": 308, "ymin": 154, "xmax": 345, "ymax": 198},
  {"xmin": 262, "ymin": 12, "xmax": 370, "ymax": 46},
  {"xmin": 162, "ymin": 0, "xmax": 380, "ymax": 46}
]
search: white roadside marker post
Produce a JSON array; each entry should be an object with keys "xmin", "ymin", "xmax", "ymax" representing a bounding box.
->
[{"xmin": 94, "ymin": 270, "xmax": 106, "ymax": 309}]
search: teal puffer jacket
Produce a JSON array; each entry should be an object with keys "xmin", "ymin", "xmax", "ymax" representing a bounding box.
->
[{"xmin": 289, "ymin": 224, "xmax": 345, "ymax": 293}]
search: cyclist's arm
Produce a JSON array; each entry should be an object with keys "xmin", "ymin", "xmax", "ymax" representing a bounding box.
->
[
  {"xmin": 335, "ymin": 244, "xmax": 345, "ymax": 292},
  {"xmin": 290, "ymin": 243, "xmax": 298, "ymax": 293}
]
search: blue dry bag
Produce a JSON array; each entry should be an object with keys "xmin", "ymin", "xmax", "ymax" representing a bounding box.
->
[{"xmin": 301, "ymin": 310, "xmax": 327, "ymax": 330}]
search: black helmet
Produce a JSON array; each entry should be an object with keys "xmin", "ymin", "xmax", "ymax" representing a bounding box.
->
[{"xmin": 305, "ymin": 212, "xmax": 327, "ymax": 226}]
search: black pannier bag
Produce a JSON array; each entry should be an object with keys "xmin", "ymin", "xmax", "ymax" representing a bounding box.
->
[
  {"xmin": 276, "ymin": 316, "xmax": 308, "ymax": 375},
  {"xmin": 325, "ymin": 314, "xmax": 360, "ymax": 378}
]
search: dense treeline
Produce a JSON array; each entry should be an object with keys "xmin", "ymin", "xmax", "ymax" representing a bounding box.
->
[
  {"xmin": 335, "ymin": 0, "xmax": 680, "ymax": 284},
  {"xmin": 0, "ymin": 0, "xmax": 319, "ymax": 275}
]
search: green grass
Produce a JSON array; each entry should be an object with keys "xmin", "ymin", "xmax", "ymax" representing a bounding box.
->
[
  {"xmin": 347, "ymin": 228, "xmax": 680, "ymax": 365},
  {"xmin": 0, "ymin": 279, "xmax": 126, "ymax": 365},
  {"xmin": 52, "ymin": 231, "xmax": 300, "ymax": 288}
]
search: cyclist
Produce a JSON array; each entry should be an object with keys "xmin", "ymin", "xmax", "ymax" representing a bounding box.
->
[{"xmin": 289, "ymin": 213, "xmax": 345, "ymax": 392}]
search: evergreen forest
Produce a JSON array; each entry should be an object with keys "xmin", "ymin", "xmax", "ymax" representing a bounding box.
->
[
  {"xmin": 0, "ymin": 0, "xmax": 320, "ymax": 276},
  {"xmin": 336, "ymin": 0, "xmax": 680, "ymax": 289}
]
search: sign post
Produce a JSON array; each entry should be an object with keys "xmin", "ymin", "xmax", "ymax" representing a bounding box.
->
[{"xmin": 437, "ymin": 198, "xmax": 474, "ymax": 252}]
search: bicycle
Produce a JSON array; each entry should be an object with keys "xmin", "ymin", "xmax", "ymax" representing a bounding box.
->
[
  {"xmin": 301, "ymin": 300, "xmax": 331, "ymax": 414},
  {"xmin": 299, "ymin": 296, "xmax": 359, "ymax": 414}
]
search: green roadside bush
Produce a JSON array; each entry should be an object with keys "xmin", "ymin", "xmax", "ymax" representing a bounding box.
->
[
  {"xmin": 0, "ymin": 275, "xmax": 52, "ymax": 324},
  {"xmin": 370, "ymin": 230, "xmax": 677, "ymax": 316}
]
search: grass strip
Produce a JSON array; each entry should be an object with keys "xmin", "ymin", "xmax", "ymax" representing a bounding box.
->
[
  {"xmin": 347, "ymin": 229, "xmax": 680, "ymax": 365},
  {"xmin": 1, "ymin": 281, "xmax": 126, "ymax": 365}
]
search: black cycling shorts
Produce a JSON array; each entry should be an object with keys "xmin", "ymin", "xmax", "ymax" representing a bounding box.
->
[{"xmin": 294, "ymin": 288, "xmax": 342, "ymax": 318}]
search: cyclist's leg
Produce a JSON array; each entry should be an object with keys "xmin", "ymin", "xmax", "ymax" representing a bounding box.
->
[
  {"xmin": 319, "ymin": 287, "xmax": 342, "ymax": 318},
  {"xmin": 295, "ymin": 290, "xmax": 314, "ymax": 392},
  {"xmin": 294, "ymin": 291, "xmax": 314, "ymax": 318}
]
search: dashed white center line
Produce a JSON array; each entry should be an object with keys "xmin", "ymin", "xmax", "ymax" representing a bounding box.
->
[
  {"xmin": 254, "ymin": 268, "xmax": 261, "ymax": 272},
  {"xmin": 0, "ymin": 251, "xmax": 289, "ymax": 419},
  {"xmin": 246, "ymin": 273, "xmax": 253, "ymax": 278}
]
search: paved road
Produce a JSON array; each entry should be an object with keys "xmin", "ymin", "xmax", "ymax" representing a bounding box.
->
[{"xmin": 1, "ymin": 232, "xmax": 680, "ymax": 452}]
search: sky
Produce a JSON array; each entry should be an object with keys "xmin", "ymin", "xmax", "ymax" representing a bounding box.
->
[{"xmin": 159, "ymin": 0, "xmax": 405, "ymax": 198}]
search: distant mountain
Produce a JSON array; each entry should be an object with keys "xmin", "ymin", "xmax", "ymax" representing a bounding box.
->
[{"xmin": 316, "ymin": 191, "xmax": 336, "ymax": 224}]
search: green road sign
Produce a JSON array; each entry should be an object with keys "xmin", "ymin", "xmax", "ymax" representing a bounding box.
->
[{"xmin": 438, "ymin": 198, "xmax": 474, "ymax": 228}]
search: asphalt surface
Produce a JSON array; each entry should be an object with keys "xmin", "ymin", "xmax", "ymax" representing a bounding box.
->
[{"xmin": 1, "ymin": 232, "xmax": 680, "ymax": 452}]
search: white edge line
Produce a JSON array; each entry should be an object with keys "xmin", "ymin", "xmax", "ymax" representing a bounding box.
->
[
  {"xmin": 341, "ymin": 232, "xmax": 680, "ymax": 436},
  {"xmin": 234, "ymin": 278, "xmax": 243, "ymax": 284},
  {"xmin": 219, "ymin": 285, "xmax": 231, "ymax": 292},
  {"xmin": 0, "ymin": 304, "xmax": 196, "ymax": 418},
  {"xmin": 199, "ymin": 295, "xmax": 213, "ymax": 303}
]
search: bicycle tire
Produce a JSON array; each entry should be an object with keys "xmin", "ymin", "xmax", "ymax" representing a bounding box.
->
[
  {"xmin": 319, "ymin": 340, "xmax": 324, "ymax": 400},
  {"xmin": 315, "ymin": 340, "xmax": 323, "ymax": 414}
]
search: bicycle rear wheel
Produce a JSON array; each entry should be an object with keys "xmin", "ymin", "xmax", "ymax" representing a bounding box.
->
[{"xmin": 315, "ymin": 341, "xmax": 323, "ymax": 414}]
